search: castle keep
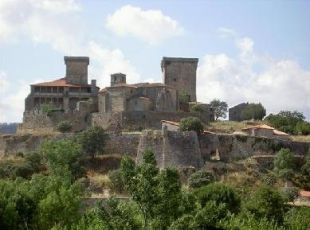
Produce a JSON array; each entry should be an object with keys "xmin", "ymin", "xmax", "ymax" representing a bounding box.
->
[{"xmin": 20, "ymin": 56, "xmax": 212, "ymax": 132}]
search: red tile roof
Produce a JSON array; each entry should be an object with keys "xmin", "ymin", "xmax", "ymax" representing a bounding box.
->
[
  {"xmin": 300, "ymin": 190, "xmax": 310, "ymax": 197},
  {"xmin": 31, "ymin": 78, "xmax": 92, "ymax": 88},
  {"xmin": 273, "ymin": 129, "xmax": 289, "ymax": 136}
]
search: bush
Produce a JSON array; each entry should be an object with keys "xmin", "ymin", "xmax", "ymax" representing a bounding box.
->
[
  {"xmin": 280, "ymin": 187, "xmax": 299, "ymax": 202},
  {"xmin": 188, "ymin": 170, "xmax": 214, "ymax": 188},
  {"xmin": 245, "ymin": 186, "xmax": 285, "ymax": 223},
  {"xmin": 194, "ymin": 183, "xmax": 240, "ymax": 213},
  {"xmin": 296, "ymin": 121, "xmax": 310, "ymax": 135},
  {"xmin": 77, "ymin": 126, "xmax": 109, "ymax": 158},
  {"xmin": 285, "ymin": 207, "xmax": 310, "ymax": 230},
  {"xmin": 108, "ymin": 169, "xmax": 125, "ymax": 194},
  {"xmin": 179, "ymin": 117, "xmax": 204, "ymax": 135},
  {"xmin": 57, "ymin": 121, "xmax": 72, "ymax": 133}
]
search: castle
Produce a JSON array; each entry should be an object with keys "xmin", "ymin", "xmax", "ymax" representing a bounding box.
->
[{"xmin": 20, "ymin": 56, "xmax": 213, "ymax": 132}]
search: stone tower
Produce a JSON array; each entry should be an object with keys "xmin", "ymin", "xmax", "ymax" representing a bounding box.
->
[
  {"xmin": 161, "ymin": 57, "xmax": 198, "ymax": 102},
  {"xmin": 111, "ymin": 73, "xmax": 126, "ymax": 86},
  {"xmin": 65, "ymin": 56, "xmax": 89, "ymax": 85}
]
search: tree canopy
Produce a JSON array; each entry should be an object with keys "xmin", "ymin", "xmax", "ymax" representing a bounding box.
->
[
  {"xmin": 179, "ymin": 117, "xmax": 204, "ymax": 135},
  {"xmin": 210, "ymin": 99, "xmax": 228, "ymax": 120}
]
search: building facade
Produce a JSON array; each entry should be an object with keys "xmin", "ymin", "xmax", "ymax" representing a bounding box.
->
[{"xmin": 25, "ymin": 57, "xmax": 98, "ymax": 112}]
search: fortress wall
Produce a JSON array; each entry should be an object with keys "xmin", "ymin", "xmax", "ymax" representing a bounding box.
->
[
  {"xmin": 199, "ymin": 133, "xmax": 310, "ymax": 162},
  {"xmin": 19, "ymin": 110, "xmax": 92, "ymax": 134},
  {"xmin": 0, "ymin": 133, "xmax": 73, "ymax": 156},
  {"xmin": 136, "ymin": 130, "xmax": 203, "ymax": 169},
  {"xmin": 104, "ymin": 133, "xmax": 140, "ymax": 157}
]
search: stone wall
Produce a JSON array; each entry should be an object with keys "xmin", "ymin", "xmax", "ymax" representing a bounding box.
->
[
  {"xmin": 136, "ymin": 129, "xmax": 203, "ymax": 169},
  {"xmin": 0, "ymin": 133, "xmax": 72, "ymax": 156},
  {"xmin": 104, "ymin": 133, "xmax": 140, "ymax": 157},
  {"xmin": 199, "ymin": 133, "xmax": 310, "ymax": 162}
]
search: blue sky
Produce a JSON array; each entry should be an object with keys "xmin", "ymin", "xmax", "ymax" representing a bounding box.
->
[{"xmin": 0, "ymin": 0, "xmax": 309, "ymax": 122}]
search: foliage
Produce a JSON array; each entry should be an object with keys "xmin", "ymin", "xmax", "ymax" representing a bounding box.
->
[
  {"xmin": 284, "ymin": 207, "xmax": 310, "ymax": 230},
  {"xmin": 77, "ymin": 126, "xmax": 109, "ymax": 158},
  {"xmin": 57, "ymin": 121, "xmax": 72, "ymax": 133},
  {"xmin": 210, "ymin": 99, "xmax": 228, "ymax": 120},
  {"xmin": 265, "ymin": 110, "xmax": 306, "ymax": 134},
  {"xmin": 194, "ymin": 182, "xmax": 241, "ymax": 214},
  {"xmin": 241, "ymin": 103, "xmax": 266, "ymax": 120},
  {"xmin": 0, "ymin": 152, "xmax": 43, "ymax": 179},
  {"xmin": 273, "ymin": 148, "xmax": 296, "ymax": 181},
  {"xmin": 296, "ymin": 121, "xmax": 310, "ymax": 135},
  {"xmin": 108, "ymin": 169, "xmax": 125, "ymax": 194},
  {"xmin": 245, "ymin": 185, "xmax": 285, "ymax": 223},
  {"xmin": 179, "ymin": 116, "xmax": 204, "ymax": 135},
  {"xmin": 190, "ymin": 104, "xmax": 204, "ymax": 113},
  {"xmin": 280, "ymin": 187, "xmax": 299, "ymax": 202},
  {"xmin": 221, "ymin": 213, "xmax": 280, "ymax": 230},
  {"xmin": 188, "ymin": 170, "xmax": 215, "ymax": 188},
  {"xmin": 40, "ymin": 140, "xmax": 85, "ymax": 180},
  {"xmin": 0, "ymin": 174, "xmax": 83, "ymax": 230}
]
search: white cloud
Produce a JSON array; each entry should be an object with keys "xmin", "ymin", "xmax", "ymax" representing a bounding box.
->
[
  {"xmin": 197, "ymin": 30, "xmax": 310, "ymax": 118},
  {"xmin": 0, "ymin": 71, "xmax": 32, "ymax": 122},
  {"xmin": 0, "ymin": 0, "xmax": 82, "ymax": 53},
  {"xmin": 106, "ymin": 5, "xmax": 184, "ymax": 44},
  {"xmin": 87, "ymin": 41, "xmax": 141, "ymax": 88}
]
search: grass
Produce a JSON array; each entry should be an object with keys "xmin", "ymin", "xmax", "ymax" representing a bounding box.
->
[
  {"xmin": 206, "ymin": 120, "xmax": 264, "ymax": 134},
  {"xmin": 291, "ymin": 135, "xmax": 310, "ymax": 143}
]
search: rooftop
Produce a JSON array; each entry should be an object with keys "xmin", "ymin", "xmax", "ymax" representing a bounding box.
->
[{"xmin": 31, "ymin": 78, "xmax": 93, "ymax": 88}]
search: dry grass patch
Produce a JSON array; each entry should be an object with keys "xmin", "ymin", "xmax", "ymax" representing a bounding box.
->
[
  {"xmin": 291, "ymin": 135, "xmax": 310, "ymax": 143},
  {"xmin": 206, "ymin": 120, "xmax": 264, "ymax": 134}
]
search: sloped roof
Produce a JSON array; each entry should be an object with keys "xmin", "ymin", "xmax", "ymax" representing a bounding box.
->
[
  {"xmin": 242, "ymin": 124, "xmax": 275, "ymax": 131},
  {"xmin": 273, "ymin": 129, "xmax": 289, "ymax": 136},
  {"xmin": 300, "ymin": 190, "xmax": 310, "ymax": 197},
  {"xmin": 161, "ymin": 120, "xmax": 180, "ymax": 126},
  {"xmin": 32, "ymin": 78, "xmax": 93, "ymax": 88},
  {"xmin": 99, "ymin": 82, "xmax": 174, "ymax": 93}
]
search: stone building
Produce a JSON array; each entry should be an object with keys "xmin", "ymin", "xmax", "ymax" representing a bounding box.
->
[
  {"xmin": 229, "ymin": 103, "xmax": 248, "ymax": 121},
  {"xmin": 241, "ymin": 124, "xmax": 290, "ymax": 140},
  {"xmin": 93, "ymin": 57, "xmax": 213, "ymax": 130},
  {"xmin": 21, "ymin": 56, "xmax": 213, "ymax": 132},
  {"xmin": 25, "ymin": 56, "xmax": 99, "ymax": 112}
]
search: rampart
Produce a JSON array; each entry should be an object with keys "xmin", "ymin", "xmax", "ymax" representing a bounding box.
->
[
  {"xmin": 91, "ymin": 111, "xmax": 210, "ymax": 131},
  {"xmin": 1, "ymin": 131, "xmax": 309, "ymax": 168}
]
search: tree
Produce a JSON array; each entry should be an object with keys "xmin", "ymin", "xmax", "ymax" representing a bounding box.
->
[
  {"xmin": 265, "ymin": 110, "xmax": 306, "ymax": 134},
  {"xmin": 77, "ymin": 126, "xmax": 109, "ymax": 158},
  {"xmin": 241, "ymin": 103, "xmax": 266, "ymax": 120},
  {"xmin": 188, "ymin": 170, "xmax": 215, "ymax": 188},
  {"xmin": 210, "ymin": 99, "xmax": 228, "ymax": 120},
  {"xmin": 194, "ymin": 183, "xmax": 240, "ymax": 214},
  {"xmin": 179, "ymin": 117, "xmax": 204, "ymax": 135},
  {"xmin": 273, "ymin": 148, "xmax": 296, "ymax": 186},
  {"xmin": 245, "ymin": 186, "xmax": 285, "ymax": 223},
  {"xmin": 40, "ymin": 140, "xmax": 84, "ymax": 179}
]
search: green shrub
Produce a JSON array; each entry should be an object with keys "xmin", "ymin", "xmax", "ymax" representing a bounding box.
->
[
  {"xmin": 280, "ymin": 187, "xmax": 299, "ymax": 202},
  {"xmin": 285, "ymin": 207, "xmax": 310, "ymax": 230},
  {"xmin": 194, "ymin": 183, "xmax": 240, "ymax": 213},
  {"xmin": 245, "ymin": 186, "xmax": 285, "ymax": 223},
  {"xmin": 296, "ymin": 121, "xmax": 310, "ymax": 135},
  {"xmin": 188, "ymin": 170, "xmax": 214, "ymax": 188},
  {"xmin": 179, "ymin": 117, "xmax": 204, "ymax": 135},
  {"xmin": 108, "ymin": 169, "xmax": 125, "ymax": 194},
  {"xmin": 57, "ymin": 121, "xmax": 72, "ymax": 133}
]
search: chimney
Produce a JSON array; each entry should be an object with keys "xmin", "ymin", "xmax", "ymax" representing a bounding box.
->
[{"xmin": 64, "ymin": 56, "xmax": 89, "ymax": 85}]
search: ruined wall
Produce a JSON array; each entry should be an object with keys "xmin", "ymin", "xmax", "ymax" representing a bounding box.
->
[
  {"xmin": 18, "ymin": 110, "xmax": 92, "ymax": 133},
  {"xmin": 0, "ymin": 133, "xmax": 73, "ymax": 156},
  {"xmin": 136, "ymin": 130, "xmax": 203, "ymax": 169},
  {"xmin": 199, "ymin": 133, "xmax": 310, "ymax": 162}
]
